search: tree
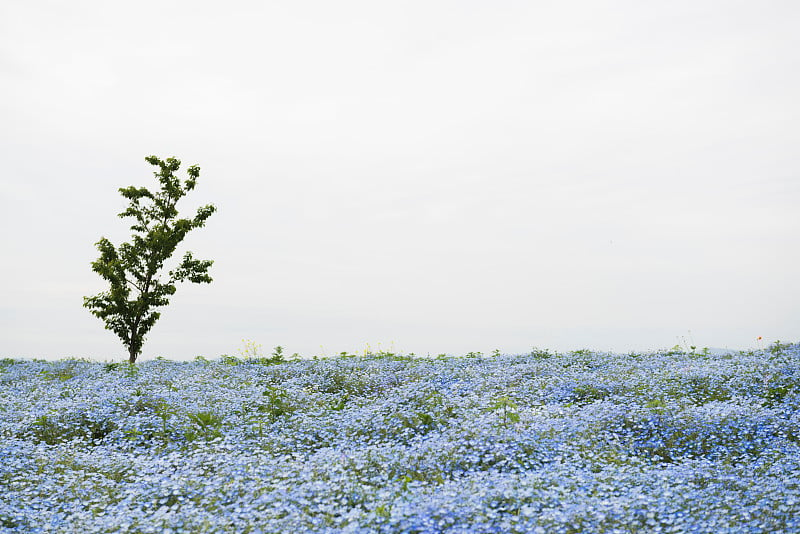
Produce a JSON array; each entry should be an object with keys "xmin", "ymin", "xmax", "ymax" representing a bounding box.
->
[{"xmin": 84, "ymin": 156, "xmax": 217, "ymax": 363}]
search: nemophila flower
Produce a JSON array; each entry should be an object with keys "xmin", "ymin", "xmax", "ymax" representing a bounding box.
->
[{"xmin": 1, "ymin": 346, "xmax": 800, "ymax": 531}]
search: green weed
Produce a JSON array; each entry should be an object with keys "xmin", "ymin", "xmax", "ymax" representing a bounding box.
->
[
  {"xmin": 487, "ymin": 395, "xmax": 520, "ymax": 428},
  {"xmin": 185, "ymin": 411, "xmax": 224, "ymax": 441}
]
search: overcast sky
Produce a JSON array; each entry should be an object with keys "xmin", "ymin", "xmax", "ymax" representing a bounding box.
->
[{"xmin": 1, "ymin": 1, "xmax": 798, "ymax": 360}]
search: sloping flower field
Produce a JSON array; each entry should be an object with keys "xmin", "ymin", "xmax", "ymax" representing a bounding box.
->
[{"xmin": 1, "ymin": 343, "xmax": 799, "ymax": 533}]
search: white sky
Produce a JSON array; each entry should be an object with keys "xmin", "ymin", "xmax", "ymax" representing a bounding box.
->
[{"xmin": 1, "ymin": 0, "xmax": 798, "ymax": 360}]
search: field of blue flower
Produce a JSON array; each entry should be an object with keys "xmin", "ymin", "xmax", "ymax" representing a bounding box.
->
[{"xmin": 1, "ymin": 342, "xmax": 799, "ymax": 533}]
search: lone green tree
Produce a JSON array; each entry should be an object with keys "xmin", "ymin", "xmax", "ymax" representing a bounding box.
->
[{"xmin": 84, "ymin": 156, "xmax": 217, "ymax": 363}]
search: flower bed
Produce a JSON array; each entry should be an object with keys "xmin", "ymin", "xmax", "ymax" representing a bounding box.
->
[{"xmin": 1, "ymin": 343, "xmax": 799, "ymax": 533}]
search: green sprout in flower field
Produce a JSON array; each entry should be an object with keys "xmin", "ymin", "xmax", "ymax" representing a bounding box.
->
[
  {"xmin": 185, "ymin": 411, "xmax": 224, "ymax": 441},
  {"xmin": 487, "ymin": 395, "xmax": 520, "ymax": 428}
]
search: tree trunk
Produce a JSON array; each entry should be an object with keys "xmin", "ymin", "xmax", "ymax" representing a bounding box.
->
[{"xmin": 129, "ymin": 322, "xmax": 140, "ymax": 364}]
